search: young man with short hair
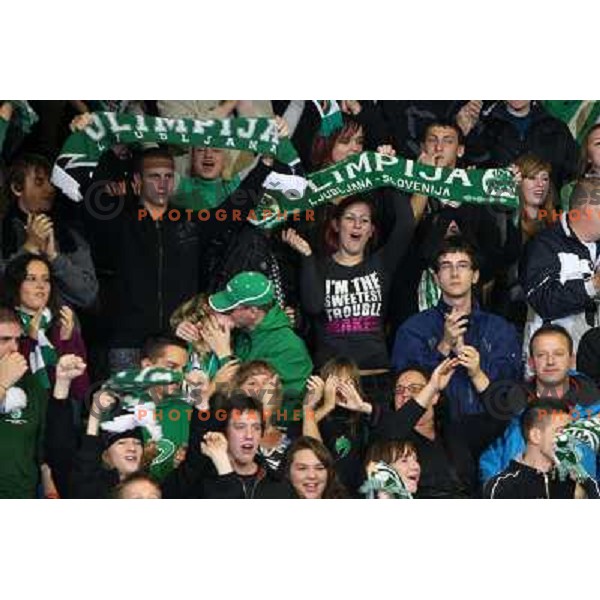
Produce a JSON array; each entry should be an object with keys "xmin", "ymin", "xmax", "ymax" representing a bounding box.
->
[
  {"xmin": 392, "ymin": 235, "xmax": 521, "ymax": 428},
  {"xmin": 484, "ymin": 399, "xmax": 599, "ymax": 499},
  {"xmin": 200, "ymin": 394, "xmax": 294, "ymax": 499},
  {"xmin": 84, "ymin": 147, "xmax": 207, "ymax": 372}
]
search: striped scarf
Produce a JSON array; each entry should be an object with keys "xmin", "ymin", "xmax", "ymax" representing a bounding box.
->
[
  {"xmin": 417, "ymin": 268, "xmax": 442, "ymax": 312},
  {"xmin": 184, "ymin": 348, "xmax": 219, "ymax": 379},
  {"xmin": 360, "ymin": 461, "xmax": 412, "ymax": 499},
  {"xmin": 102, "ymin": 367, "xmax": 183, "ymax": 399},
  {"xmin": 16, "ymin": 307, "xmax": 57, "ymax": 390}
]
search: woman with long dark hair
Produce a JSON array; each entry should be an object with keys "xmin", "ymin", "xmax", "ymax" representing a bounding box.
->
[{"xmin": 0, "ymin": 253, "xmax": 89, "ymax": 401}]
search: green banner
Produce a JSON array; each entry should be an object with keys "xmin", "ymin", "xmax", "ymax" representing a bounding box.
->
[
  {"xmin": 252, "ymin": 151, "xmax": 519, "ymax": 229},
  {"xmin": 52, "ymin": 112, "xmax": 298, "ymax": 201},
  {"xmin": 543, "ymin": 100, "xmax": 600, "ymax": 143}
]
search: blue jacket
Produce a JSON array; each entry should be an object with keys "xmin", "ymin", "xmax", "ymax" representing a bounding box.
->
[
  {"xmin": 392, "ymin": 300, "xmax": 522, "ymax": 419},
  {"xmin": 479, "ymin": 375, "xmax": 600, "ymax": 483}
]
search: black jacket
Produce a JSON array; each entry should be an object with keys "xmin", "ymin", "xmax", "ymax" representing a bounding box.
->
[
  {"xmin": 466, "ymin": 101, "xmax": 578, "ymax": 188},
  {"xmin": 84, "ymin": 161, "xmax": 273, "ymax": 347},
  {"xmin": 70, "ymin": 434, "xmax": 121, "ymax": 499},
  {"xmin": 203, "ymin": 466, "xmax": 296, "ymax": 499},
  {"xmin": 483, "ymin": 459, "xmax": 600, "ymax": 499}
]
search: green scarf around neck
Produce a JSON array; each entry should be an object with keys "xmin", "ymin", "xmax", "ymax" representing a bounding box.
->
[
  {"xmin": 172, "ymin": 174, "xmax": 242, "ymax": 211},
  {"xmin": 16, "ymin": 307, "xmax": 57, "ymax": 390}
]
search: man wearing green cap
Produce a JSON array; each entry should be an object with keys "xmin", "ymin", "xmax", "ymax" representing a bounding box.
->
[{"xmin": 209, "ymin": 271, "xmax": 312, "ymax": 418}]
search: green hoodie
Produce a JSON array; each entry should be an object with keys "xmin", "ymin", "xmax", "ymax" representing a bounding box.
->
[{"xmin": 235, "ymin": 305, "xmax": 312, "ymax": 418}]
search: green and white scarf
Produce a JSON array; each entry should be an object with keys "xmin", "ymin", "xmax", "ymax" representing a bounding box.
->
[
  {"xmin": 102, "ymin": 367, "xmax": 183, "ymax": 399},
  {"xmin": 172, "ymin": 174, "xmax": 242, "ymax": 211},
  {"xmin": 252, "ymin": 151, "xmax": 519, "ymax": 229},
  {"xmin": 0, "ymin": 101, "xmax": 38, "ymax": 153},
  {"xmin": 100, "ymin": 367, "xmax": 189, "ymax": 443},
  {"xmin": 16, "ymin": 307, "xmax": 57, "ymax": 390},
  {"xmin": 313, "ymin": 100, "xmax": 343, "ymax": 136},
  {"xmin": 543, "ymin": 100, "xmax": 600, "ymax": 144},
  {"xmin": 184, "ymin": 347, "xmax": 220, "ymax": 379},
  {"xmin": 100, "ymin": 401, "xmax": 163, "ymax": 443},
  {"xmin": 52, "ymin": 112, "xmax": 300, "ymax": 202},
  {"xmin": 554, "ymin": 416, "xmax": 600, "ymax": 482},
  {"xmin": 359, "ymin": 461, "xmax": 412, "ymax": 499},
  {"xmin": 417, "ymin": 268, "xmax": 442, "ymax": 312}
]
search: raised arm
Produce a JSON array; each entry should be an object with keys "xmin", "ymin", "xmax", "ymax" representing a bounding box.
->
[
  {"xmin": 375, "ymin": 358, "xmax": 458, "ymax": 440},
  {"xmin": 281, "ymin": 228, "xmax": 325, "ymax": 316},
  {"xmin": 375, "ymin": 146, "xmax": 416, "ymax": 273}
]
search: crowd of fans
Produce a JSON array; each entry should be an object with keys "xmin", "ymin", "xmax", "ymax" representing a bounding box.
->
[{"xmin": 1, "ymin": 99, "xmax": 600, "ymax": 499}]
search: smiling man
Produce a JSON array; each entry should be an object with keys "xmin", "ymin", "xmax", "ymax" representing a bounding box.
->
[{"xmin": 479, "ymin": 324, "xmax": 600, "ymax": 483}]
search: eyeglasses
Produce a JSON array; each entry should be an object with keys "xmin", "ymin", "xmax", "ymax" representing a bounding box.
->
[
  {"xmin": 395, "ymin": 384, "xmax": 426, "ymax": 395},
  {"xmin": 437, "ymin": 261, "xmax": 473, "ymax": 273}
]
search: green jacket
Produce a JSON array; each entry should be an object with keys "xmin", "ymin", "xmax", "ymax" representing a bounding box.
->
[
  {"xmin": 0, "ymin": 374, "xmax": 47, "ymax": 498},
  {"xmin": 235, "ymin": 305, "xmax": 312, "ymax": 416}
]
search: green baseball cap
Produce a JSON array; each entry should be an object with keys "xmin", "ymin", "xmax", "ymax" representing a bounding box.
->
[{"xmin": 208, "ymin": 271, "xmax": 274, "ymax": 313}]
